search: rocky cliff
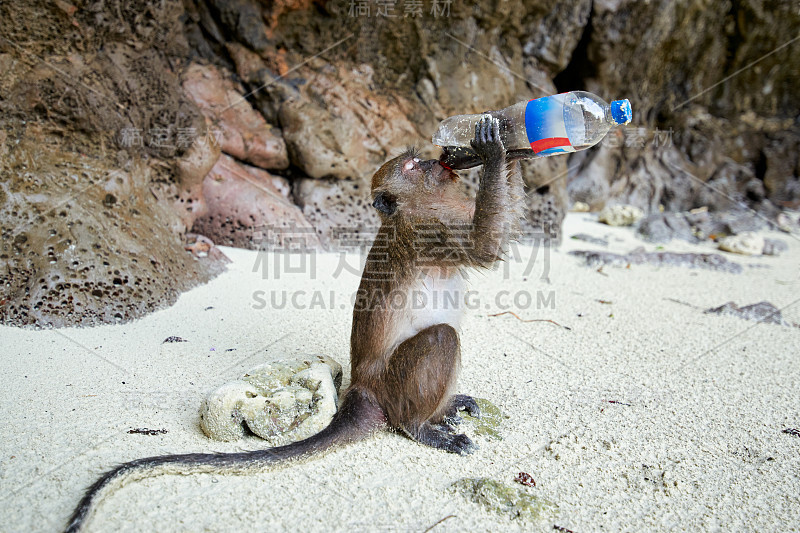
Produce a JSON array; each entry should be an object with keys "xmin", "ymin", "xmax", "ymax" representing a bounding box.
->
[{"xmin": 1, "ymin": 0, "xmax": 797, "ymax": 326}]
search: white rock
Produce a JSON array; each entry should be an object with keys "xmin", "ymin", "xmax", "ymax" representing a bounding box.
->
[
  {"xmin": 718, "ymin": 232, "xmax": 765, "ymax": 256},
  {"xmin": 200, "ymin": 354, "xmax": 342, "ymax": 445},
  {"xmin": 571, "ymin": 201, "xmax": 590, "ymax": 212},
  {"xmin": 597, "ymin": 205, "xmax": 644, "ymax": 226}
]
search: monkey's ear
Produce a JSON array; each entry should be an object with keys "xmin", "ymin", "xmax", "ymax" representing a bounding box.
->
[{"xmin": 372, "ymin": 192, "xmax": 397, "ymax": 216}]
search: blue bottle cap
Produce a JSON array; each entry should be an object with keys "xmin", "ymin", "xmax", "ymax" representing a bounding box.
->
[{"xmin": 610, "ymin": 99, "xmax": 632, "ymax": 125}]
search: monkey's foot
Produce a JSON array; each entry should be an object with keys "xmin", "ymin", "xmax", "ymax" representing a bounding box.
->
[
  {"xmin": 412, "ymin": 422, "xmax": 478, "ymax": 456},
  {"xmin": 446, "ymin": 394, "xmax": 481, "ymax": 419}
]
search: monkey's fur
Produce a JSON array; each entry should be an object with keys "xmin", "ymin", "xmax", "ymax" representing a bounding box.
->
[{"xmin": 65, "ymin": 117, "xmax": 525, "ymax": 532}]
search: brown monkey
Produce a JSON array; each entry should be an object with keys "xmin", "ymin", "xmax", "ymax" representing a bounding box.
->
[{"xmin": 65, "ymin": 116, "xmax": 525, "ymax": 532}]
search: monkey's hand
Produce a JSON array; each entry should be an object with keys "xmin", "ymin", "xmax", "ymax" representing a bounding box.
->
[{"xmin": 470, "ymin": 115, "xmax": 505, "ymax": 169}]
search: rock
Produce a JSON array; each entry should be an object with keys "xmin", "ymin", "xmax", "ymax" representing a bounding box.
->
[
  {"xmin": 520, "ymin": 156, "xmax": 568, "ymax": 244},
  {"xmin": 762, "ymin": 238, "xmax": 788, "ymax": 256},
  {"xmin": 570, "ymin": 249, "xmax": 744, "ymax": 274},
  {"xmin": 204, "ymin": 0, "xmax": 271, "ymax": 52},
  {"xmin": 265, "ymin": 62, "xmax": 421, "ymax": 181},
  {"xmin": 638, "ymin": 209, "xmax": 775, "ymax": 244},
  {"xmin": 565, "ymin": 141, "xmax": 614, "ymax": 210},
  {"xmin": 200, "ymin": 354, "xmax": 343, "ymax": 444},
  {"xmin": 0, "ymin": 139, "xmax": 227, "ymax": 328},
  {"xmin": 714, "ymin": 210, "xmax": 768, "ymax": 235},
  {"xmin": 683, "ymin": 210, "xmax": 717, "ymax": 238},
  {"xmin": 570, "ymin": 233, "xmax": 608, "ymax": 246},
  {"xmin": 598, "ymin": 205, "xmax": 644, "ymax": 227},
  {"xmin": 705, "ymin": 301, "xmax": 788, "ymax": 326},
  {"xmin": 718, "ymin": 232, "xmax": 765, "ymax": 256},
  {"xmin": 184, "ymin": 233, "xmax": 231, "ymax": 263},
  {"xmin": 451, "ymin": 478, "xmax": 557, "ymax": 521},
  {"xmin": 585, "ymin": 0, "xmax": 799, "ymax": 204},
  {"xmin": 0, "ymin": 1, "xmax": 231, "ymax": 327},
  {"xmin": 571, "ymin": 201, "xmax": 590, "ymax": 212},
  {"xmin": 637, "ymin": 212, "xmax": 695, "ymax": 243},
  {"xmin": 763, "ymin": 132, "xmax": 800, "ymax": 205},
  {"xmin": 522, "ymin": 0, "xmax": 592, "ymax": 74},
  {"xmin": 6, "ymin": 0, "xmax": 800, "ymax": 328},
  {"xmin": 172, "ymin": 116, "xmax": 222, "ymax": 230},
  {"xmin": 776, "ymin": 212, "xmax": 797, "ymax": 233},
  {"xmin": 293, "ymin": 177, "xmax": 380, "ymax": 249},
  {"xmin": 695, "ymin": 162, "xmax": 757, "ymax": 213},
  {"xmin": 181, "ymin": 63, "xmax": 289, "ymax": 170},
  {"xmin": 191, "ymin": 154, "xmax": 319, "ymax": 249}
]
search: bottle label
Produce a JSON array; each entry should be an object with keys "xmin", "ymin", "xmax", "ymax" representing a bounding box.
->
[{"xmin": 525, "ymin": 94, "xmax": 576, "ymax": 156}]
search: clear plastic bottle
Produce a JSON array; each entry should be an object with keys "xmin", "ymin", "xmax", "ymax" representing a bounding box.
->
[{"xmin": 433, "ymin": 91, "xmax": 632, "ymax": 169}]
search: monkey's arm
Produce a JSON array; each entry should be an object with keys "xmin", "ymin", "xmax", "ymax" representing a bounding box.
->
[{"xmin": 467, "ymin": 116, "xmax": 518, "ymax": 266}]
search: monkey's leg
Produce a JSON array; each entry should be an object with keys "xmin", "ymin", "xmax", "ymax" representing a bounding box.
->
[{"xmin": 382, "ymin": 324, "xmax": 478, "ymax": 455}]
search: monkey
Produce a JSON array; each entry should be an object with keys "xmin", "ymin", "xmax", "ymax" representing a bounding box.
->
[{"xmin": 65, "ymin": 116, "xmax": 526, "ymax": 532}]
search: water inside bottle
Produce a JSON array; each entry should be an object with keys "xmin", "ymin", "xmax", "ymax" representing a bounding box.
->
[{"xmin": 565, "ymin": 92, "xmax": 608, "ymax": 148}]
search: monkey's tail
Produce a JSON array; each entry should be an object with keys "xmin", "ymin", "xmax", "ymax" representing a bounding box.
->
[{"xmin": 65, "ymin": 388, "xmax": 385, "ymax": 533}]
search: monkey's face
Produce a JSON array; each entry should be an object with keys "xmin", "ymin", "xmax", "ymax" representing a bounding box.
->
[
  {"xmin": 371, "ymin": 150, "xmax": 458, "ymax": 217},
  {"xmin": 398, "ymin": 155, "xmax": 458, "ymax": 189}
]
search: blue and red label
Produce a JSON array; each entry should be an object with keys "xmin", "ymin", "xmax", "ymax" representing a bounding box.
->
[{"xmin": 525, "ymin": 94, "xmax": 575, "ymax": 156}]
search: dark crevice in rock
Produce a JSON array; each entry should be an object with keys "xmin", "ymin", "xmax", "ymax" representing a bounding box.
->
[
  {"xmin": 204, "ymin": 0, "xmax": 270, "ymax": 53},
  {"xmin": 721, "ymin": 0, "xmax": 747, "ymax": 101},
  {"xmin": 553, "ymin": 1, "xmax": 595, "ymax": 94},
  {"xmin": 753, "ymin": 149, "xmax": 768, "ymax": 184},
  {"xmin": 183, "ymin": 4, "xmax": 238, "ymax": 69}
]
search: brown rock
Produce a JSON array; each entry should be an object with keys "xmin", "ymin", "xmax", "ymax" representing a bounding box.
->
[
  {"xmin": 0, "ymin": 0, "xmax": 226, "ymax": 328},
  {"xmin": 0, "ymin": 138, "xmax": 226, "ymax": 328},
  {"xmin": 269, "ymin": 61, "xmax": 422, "ymax": 180},
  {"xmin": 225, "ymin": 42, "xmax": 270, "ymax": 82},
  {"xmin": 172, "ymin": 116, "xmax": 222, "ymax": 230},
  {"xmin": 182, "ymin": 63, "xmax": 289, "ymax": 170},
  {"xmin": 293, "ymin": 177, "xmax": 379, "ymax": 249},
  {"xmin": 192, "ymin": 154, "xmax": 319, "ymax": 249}
]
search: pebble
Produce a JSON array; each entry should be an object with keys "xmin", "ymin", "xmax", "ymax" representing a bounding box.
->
[
  {"xmin": 718, "ymin": 232, "xmax": 765, "ymax": 255},
  {"xmin": 598, "ymin": 205, "xmax": 644, "ymax": 227},
  {"xmin": 200, "ymin": 354, "xmax": 342, "ymax": 445}
]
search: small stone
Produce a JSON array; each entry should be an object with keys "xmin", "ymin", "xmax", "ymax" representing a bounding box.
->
[
  {"xmin": 718, "ymin": 232, "xmax": 765, "ymax": 256},
  {"xmin": 762, "ymin": 238, "xmax": 788, "ymax": 256},
  {"xmin": 200, "ymin": 354, "xmax": 343, "ymax": 445},
  {"xmin": 597, "ymin": 205, "xmax": 644, "ymax": 227},
  {"xmin": 570, "ymin": 249, "xmax": 744, "ymax": 273},
  {"xmin": 570, "ymin": 233, "xmax": 608, "ymax": 246},
  {"xmin": 451, "ymin": 477, "xmax": 557, "ymax": 521},
  {"xmin": 705, "ymin": 301, "xmax": 787, "ymax": 326},
  {"xmin": 571, "ymin": 201, "xmax": 590, "ymax": 212},
  {"xmin": 776, "ymin": 212, "xmax": 796, "ymax": 233}
]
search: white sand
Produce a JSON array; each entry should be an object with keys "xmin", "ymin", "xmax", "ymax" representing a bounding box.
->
[{"xmin": 2, "ymin": 213, "xmax": 799, "ymax": 532}]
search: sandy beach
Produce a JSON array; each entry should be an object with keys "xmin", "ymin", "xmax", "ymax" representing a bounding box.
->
[{"xmin": 2, "ymin": 213, "xmax": 799, "ymax": 532}]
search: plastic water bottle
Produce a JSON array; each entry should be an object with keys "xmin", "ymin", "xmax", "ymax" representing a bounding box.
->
[{"xmin": 433, "ymin": 91, "xmax": 632, "ymax": 169}]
